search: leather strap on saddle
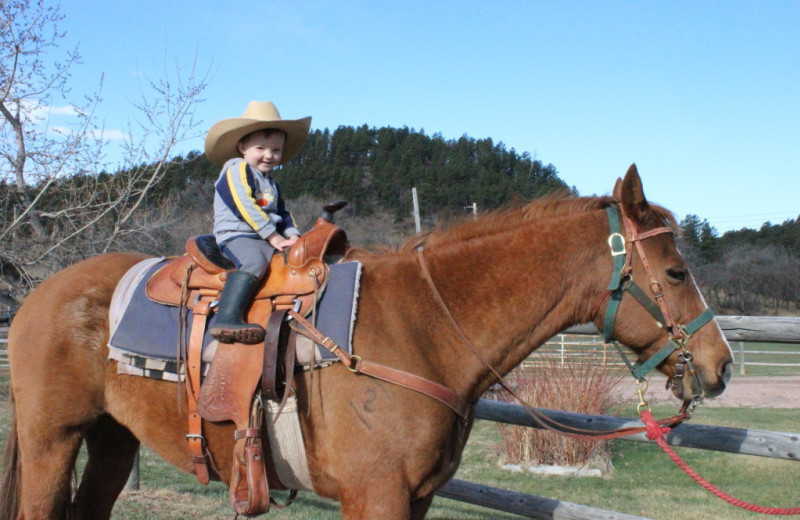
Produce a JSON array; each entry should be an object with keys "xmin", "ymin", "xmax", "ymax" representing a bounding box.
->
[
  {"xmin": 185, "ymin": 295, "xmax": 218, "ymax": 484},
  {"xmin": 288, "ymin": 310, "xmax": 471, "ymax": 419},
  {"xmin": 197, "ymin": 309, "xmax": 297, "ymax": 516},
  {"xmin": 229, "ymin": 399, "xmax": 270, "ymax": 516},
  {"xmin": 262, "ymin": 309, "xmax": 296, "ymax": 416}
]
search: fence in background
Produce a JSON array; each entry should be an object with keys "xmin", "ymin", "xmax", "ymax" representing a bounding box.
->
[
  {"xmin": 2, "ymin": 318, "xmax": 799, "ymax": 518},
  {"xmin": 0, "ymin": 326, "xmax": 7, "ymax": 373},
  {"xmin": 434, "ymin": 315, "xmax": 800, "ymax": 518}
]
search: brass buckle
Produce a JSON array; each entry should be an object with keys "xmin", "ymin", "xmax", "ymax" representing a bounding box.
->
[
  {"xmin": 608, "ymin": 233, "xmax": 626, "ymax": 256},
  {"xmin": 347, "ymin": 355, "xmax": 362, "ymax": 373},
  {"xmin": 649, "ymin": 280, "xmax": 663, "ymax": 296},
  {"xmin": 185, "ymin": 433, "xmax": 207, "ymax": 448}
]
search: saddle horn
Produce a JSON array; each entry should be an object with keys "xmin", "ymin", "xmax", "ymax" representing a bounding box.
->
[{"xmin": 321, "ymin": 200, "xmax": 348, "ymax": 223}]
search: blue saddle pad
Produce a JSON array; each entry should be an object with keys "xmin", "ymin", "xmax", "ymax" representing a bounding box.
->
[{"xmin": 109, "ymin": 259, "xmax": 361, "ymax": 363}]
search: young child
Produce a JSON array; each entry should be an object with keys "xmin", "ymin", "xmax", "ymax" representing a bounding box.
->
[{"xmin": 204, "ymin": 101, "xmax": 311, "ymax": 344}]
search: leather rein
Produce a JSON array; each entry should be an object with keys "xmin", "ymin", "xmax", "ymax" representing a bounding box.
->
[
  {"xmin": 412, "ymin": 201, "xmax": 715, "ymax": 439},
  {"xmin": 290, "ymin": 202, "xmax": 715, "ymax": 438}
]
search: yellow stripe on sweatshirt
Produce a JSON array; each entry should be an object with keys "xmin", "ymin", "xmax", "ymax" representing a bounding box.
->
[{"xmin": 226, "ymin": 161, "xmax": 262, "ymax": 231}]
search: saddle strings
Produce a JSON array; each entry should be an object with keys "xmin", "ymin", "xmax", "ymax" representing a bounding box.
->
[{"xmin": 177, "ymin": 263, "xmax": 196, "ymax": 412}]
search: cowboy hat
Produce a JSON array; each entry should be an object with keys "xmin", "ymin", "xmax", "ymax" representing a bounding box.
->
[{"xmin": 204, "ymin": 101, "xmax": 312, "ymax": 167}]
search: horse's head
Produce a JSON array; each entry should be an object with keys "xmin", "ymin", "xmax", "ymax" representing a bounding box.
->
[{"xmin": 594, "ymin": 164, "xmax": 733, "ymax": 405}]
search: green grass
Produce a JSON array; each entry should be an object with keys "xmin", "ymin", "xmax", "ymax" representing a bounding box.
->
[
  {"xmin": 454, "ymin": 406, "xmax": 800, "ymax": 520},
  {"xmin": 3, "ymin": 394, "xmax": 797, "ymax": 519},
  {"xmin": 2, "ymin": 358, "xmax": 798, "ymax": 519}
]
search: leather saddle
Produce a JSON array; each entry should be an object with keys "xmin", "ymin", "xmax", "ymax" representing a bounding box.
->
[
  {"xmin": 151, "ymin": 201, "xmax": 349, "ymax": 516},
  {"xmin": 146, "ymin": 209, "xmax": 349, "ymax": 318}
]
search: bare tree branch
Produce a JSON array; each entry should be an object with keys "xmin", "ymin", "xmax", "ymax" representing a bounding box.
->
[{"xmin": 0, "ymin": 0, "xmax": 208, "ymax": 301}]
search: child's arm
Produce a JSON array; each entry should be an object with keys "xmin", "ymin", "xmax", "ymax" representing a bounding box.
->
[{"xmin": 266, "ymin": 232, "xmax": 298, "ymax": 251}]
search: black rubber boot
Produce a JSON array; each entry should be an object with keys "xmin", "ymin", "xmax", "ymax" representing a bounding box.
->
[{"xmin": 209, "ymin": 271, "xmax": 265, "ymax": 344}]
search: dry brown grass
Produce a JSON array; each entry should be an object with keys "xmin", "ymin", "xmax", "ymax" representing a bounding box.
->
[{"xmin": 492, "ymin": 359, "xmax": 625, "ymax": 467}]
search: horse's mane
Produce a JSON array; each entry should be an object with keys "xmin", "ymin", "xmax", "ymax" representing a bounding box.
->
[{"xmin": 345, "ymin": 192, "xmax": 677, "ymax": 260}]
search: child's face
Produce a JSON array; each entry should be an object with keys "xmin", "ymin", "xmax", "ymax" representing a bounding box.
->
[{"xmin": 237, "ymin": 130, "xmax": 286, "ymax": 174}]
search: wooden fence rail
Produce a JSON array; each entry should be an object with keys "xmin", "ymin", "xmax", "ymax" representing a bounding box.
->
[
  {"xmin": 437, "ymin": 479, "xmax": 650, "ymax": 520},
  {"xmin": 565, "ymin": 315, "xmax": 800, "ymax": 343},
  {"xmin": 2, "ymin": 319, "xmax": 799, "ymax": 519},
  {"xmin": 535, "ymin": 334, "xmax": 800, "ymax": 375},
  {"xmin": 472, "ymin": 398, "xmax": 799, "ymax": 461},
  {"xmin": 437, "ymin": 315, "xmax": 800, "ymax": 518}
]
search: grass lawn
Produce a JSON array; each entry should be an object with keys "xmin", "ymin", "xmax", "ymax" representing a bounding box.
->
[{"xmin": 1, "ymin": 380, "xmax": 797, "ymax": 520}]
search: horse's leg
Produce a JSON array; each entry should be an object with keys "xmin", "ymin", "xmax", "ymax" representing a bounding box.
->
[
  {"xmin": 409, "ymin": 494, "xmax": 435, "ymax": 520},
  {"xmin": 71, "ymin": 414, "xmax": 140, "ymax": 520},
  {"xmin": 339, "ymin": 481, "xmax": 412, "ymax": 520},
  {"xmin": 14, "ymin": 421, "xmax": 83, "ymax": 520}
]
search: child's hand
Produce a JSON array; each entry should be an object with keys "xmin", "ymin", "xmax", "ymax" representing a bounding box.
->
[{"xmin": 267, "ymin": 232, "xmax": 298, "ymax": 251}]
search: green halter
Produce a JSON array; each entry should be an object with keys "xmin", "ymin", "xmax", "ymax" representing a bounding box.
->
[{"xmin": 601, "ymin": 205, "xmax": 715, "ymax": 381}]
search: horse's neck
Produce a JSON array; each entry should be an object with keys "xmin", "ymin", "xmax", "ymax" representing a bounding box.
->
[{"xmin": 420, "ymin": 209, "xmax": 610, "ymax": 400}]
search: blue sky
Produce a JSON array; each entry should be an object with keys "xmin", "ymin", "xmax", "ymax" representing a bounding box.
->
[{"xmin": 51, "ymin": 0, "xmax": 799, "ymax": 233}]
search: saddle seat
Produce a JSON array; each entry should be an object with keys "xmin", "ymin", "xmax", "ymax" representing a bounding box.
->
[{"xmin": 145, "ymin": 215, "xmax": 349, "ymax": 318}]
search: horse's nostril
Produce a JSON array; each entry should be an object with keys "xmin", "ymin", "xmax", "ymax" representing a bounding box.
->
[{"xmin": 720, "ymin": 362, "xmax": 733, "ymax": 385}]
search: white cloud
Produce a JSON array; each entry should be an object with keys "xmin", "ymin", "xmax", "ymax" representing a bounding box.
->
[
  {"xmin": 47, "ymin": 126, "xmax": 128, "ymax": 141},
  {"xmin": 48, "ymin": 105, "xmax": 80, "ymax": 116},
  {"xmin": 95, "ymin": 129, "xmax": 127, "ymax": 141},
  {"xmin": 24, "ymin": 102, "xmax": 79, "ymax": 120}
]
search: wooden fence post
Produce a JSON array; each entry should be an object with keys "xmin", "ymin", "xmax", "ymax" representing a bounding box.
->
[
  {"xmin": 125, "ymin": 450, "xmax": 140, "ymax": 490},
  {"xmin": 739, "ymin": 341, "xmax": 746, "ymax": 375}
]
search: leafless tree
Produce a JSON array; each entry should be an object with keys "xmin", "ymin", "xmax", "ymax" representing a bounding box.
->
[
  {"xmin": 0, "ymin": 0, "xmax": 207, "ymax": 301},
  {"xmin": 704, "ymin": 244, "xmax": 800, "ymax": 315}
]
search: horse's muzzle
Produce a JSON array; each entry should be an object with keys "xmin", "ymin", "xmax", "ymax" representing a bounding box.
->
[{"xmin": 703, "ymin": 360, "xmax": 733, "ymax": 399}]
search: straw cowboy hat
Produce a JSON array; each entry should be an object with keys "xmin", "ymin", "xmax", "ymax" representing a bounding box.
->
[{"xmin": 204, "ymin": 101, "xmax": 312, "ymax": 167}]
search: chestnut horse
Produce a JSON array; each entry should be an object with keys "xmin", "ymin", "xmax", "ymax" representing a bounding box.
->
[{"xmin": 1, "ymin": 166, "xmax": 732, "ymax": 519}]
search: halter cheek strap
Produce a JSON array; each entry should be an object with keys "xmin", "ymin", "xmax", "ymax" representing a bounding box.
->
[{"xmin": 600, "ymin": 205, "xmax": 715, "ymax": 383}]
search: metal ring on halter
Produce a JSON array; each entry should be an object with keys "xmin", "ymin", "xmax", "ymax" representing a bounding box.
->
[{"xmin": 607, "ymin": 233, "xmax": 626, "ymax": 256}]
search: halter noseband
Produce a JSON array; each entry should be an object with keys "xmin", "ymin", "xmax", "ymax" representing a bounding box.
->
[{"xmin": 599, "ymin": 204, "xmax": 714, "ymax": 401}]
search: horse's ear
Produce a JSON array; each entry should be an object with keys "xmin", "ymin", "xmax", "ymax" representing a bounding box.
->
[
  {"xmin": 619, "ymin": 164, "xmax": 650, "ymax": 222},
  {"xmin": 612, "ymin": 178, "xmax": 623, "ymax": 200}
]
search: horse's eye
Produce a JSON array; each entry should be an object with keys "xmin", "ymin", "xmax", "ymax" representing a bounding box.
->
[{"xmin": 666, "ymin": 267, "xmax": 687, "ymax": 282}]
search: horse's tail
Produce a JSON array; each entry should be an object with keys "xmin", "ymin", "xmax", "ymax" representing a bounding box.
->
[{"xmin": 0, "ymin": 390, "xmax": 21, "ymax": 520}]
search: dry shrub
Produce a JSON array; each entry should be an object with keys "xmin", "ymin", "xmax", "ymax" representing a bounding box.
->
[{"xmin": 494, "ymin": 356, "xmax": 625, "ymax": 467}]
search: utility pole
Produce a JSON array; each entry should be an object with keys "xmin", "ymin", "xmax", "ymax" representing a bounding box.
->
[
  {"xmin": 463, "ymin": 202, "xmax": 477, "ymax": 218},
  {"xmin": 412, "ymin": 187, "xmax": 422, "ymax": 234}
]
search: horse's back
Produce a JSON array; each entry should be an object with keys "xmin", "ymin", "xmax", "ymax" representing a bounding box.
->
[{"xmin": 8, "ymin": 252, "xmax": 149, "ymax": 405}]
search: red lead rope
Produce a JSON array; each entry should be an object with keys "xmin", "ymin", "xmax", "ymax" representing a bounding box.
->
[{"xmin": 640, "ymin": 410, "xmax": 800, "ymax": 515}]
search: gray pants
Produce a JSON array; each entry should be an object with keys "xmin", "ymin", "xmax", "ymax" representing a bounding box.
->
[{"xmin": 219, "ymin": 236, "xmax": 276, "ymax": 279}]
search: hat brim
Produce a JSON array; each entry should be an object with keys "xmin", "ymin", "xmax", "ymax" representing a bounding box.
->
[{"xmin": 205, "ymin": 116, "xmax": 312, "ymax": 167}]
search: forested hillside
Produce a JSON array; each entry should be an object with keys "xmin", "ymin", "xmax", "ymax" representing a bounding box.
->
[
  {"xmin": 1, "ymin": 124, "xmax": 797, "ymax": 315},
  {"xmin": 163, "ymin": 125, "xmax": 571, "ymax": 219},
  {"xmin": 679, "ymin": 214, "xmax": 800, "ymax": 315}
]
